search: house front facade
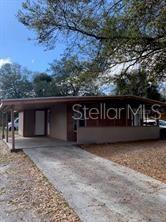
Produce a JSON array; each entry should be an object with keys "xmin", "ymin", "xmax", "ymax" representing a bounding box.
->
[{"xmin": 1, "ymin": 96, "xmax": 165, "ymax": 146}]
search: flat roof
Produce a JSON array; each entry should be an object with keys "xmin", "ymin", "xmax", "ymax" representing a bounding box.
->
[{"xmin": 0, "ymin": 95, "xmax": 165, "ymax": 112}]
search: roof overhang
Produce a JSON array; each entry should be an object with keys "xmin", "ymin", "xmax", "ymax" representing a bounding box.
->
[{"xmin": 0, "ymin": 96, "xmax": 165, "ymax": 112}]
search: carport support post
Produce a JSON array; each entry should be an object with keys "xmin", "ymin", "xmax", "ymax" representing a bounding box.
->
[
  {"xmin": 2, "ymin": 112, "xmax": 5, "ymax": 139},
  {"xmin": 6, "ymin": 112, "xmax": 8, "ymax": 143},
  {"xmin": 11, "ymin": 108, "xmax": 15, "ymax": 151}
]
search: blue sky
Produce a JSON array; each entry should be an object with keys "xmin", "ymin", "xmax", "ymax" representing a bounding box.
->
[{"xmin": 0, "ymin": 0, "xmax": 65, "ymax": 72}]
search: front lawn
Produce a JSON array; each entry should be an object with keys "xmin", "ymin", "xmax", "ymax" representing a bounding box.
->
[
  {"xmin": 0, "ymin": 140, "xmax": 80, "ymax": 221},
  {"xmin": 82, "ymin": 140, "xmax": 166, "ymax": 183}
]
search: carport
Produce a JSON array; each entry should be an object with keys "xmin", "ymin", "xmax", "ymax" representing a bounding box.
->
[{"xmin": 0, "ymin": 97, "xmax": 74, "ymax": 151}]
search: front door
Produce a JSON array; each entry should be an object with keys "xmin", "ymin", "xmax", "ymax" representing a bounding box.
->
[{"xmin": 35, "ymin": 111, "xmax": 45, "ymax": 136}]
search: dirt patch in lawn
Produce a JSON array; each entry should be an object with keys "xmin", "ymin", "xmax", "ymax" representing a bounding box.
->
[
  {"xmin": 82, "ymin": 140, "xmax": 166, "ymax": 183},
  {"xmin": 0, "ymin": 141, "xmax": 80, "ymax": 222}
]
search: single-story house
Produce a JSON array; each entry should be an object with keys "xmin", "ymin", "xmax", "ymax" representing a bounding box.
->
[{"xmin": 0, "ymin": 96, "xmax": 165, "ymax": 150}]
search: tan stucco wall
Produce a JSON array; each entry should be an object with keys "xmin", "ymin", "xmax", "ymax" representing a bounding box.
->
[
  {"xmin": 77, "ymin": 127, "xmax": 160, "ymax": 144},
  {"xmin": 50, "ymin": 104, "xmax": 67, "ymax": 140},
  {"xmin": 18, "ymin": 112, "xmax": 24, "ymax": 136}
]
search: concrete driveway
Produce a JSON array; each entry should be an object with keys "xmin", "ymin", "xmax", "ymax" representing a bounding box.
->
[{"xmin": 24, "ymin": 140, "xmax": 166, "ymax": 222}]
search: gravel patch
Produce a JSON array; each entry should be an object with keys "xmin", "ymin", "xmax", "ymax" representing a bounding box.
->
[
  {"xmin": 82, "ymin": 140, "xmax": 166, "ymax": 183},
  {"xmin": 0, "ymin": 141, "xmax": 80, "ymax": 222}
]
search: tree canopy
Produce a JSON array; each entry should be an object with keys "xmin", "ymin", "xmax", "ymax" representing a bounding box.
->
[
  {"xmin": 49, "ymin": 55, "xmax": 101, "ymax": 96},
  {"xmin": 114, "ymin": 68, "xmax": 163, "ymax": 100},
  {"xmin": 18, "ymin": 0, "xmax": 166, "ymax": 81},
  {"xmin": 32, "ymin": 73, "xmax": 60, "ymax": 97},
  {"xmin": 0, "ymin": 63, "xmax": 32, "ymax": 99},
  {"xmin": 0, "ymin": 58, "xmax": 101, "ymax": 99}
]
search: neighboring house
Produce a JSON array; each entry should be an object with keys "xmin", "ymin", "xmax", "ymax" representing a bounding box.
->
[{"xmin": 0, "ymin": 96, "xmax": 165, "ymax": 145}]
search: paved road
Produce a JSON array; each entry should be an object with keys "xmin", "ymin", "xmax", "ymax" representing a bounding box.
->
[{"xmin": 24, "ymin": 144, "xmax": 166, "ymax": 222}]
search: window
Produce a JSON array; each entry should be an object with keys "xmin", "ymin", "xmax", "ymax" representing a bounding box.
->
[
  {"xmin": 131, "ymin": 112, "xmax": 142, "ymax": 126},
  {"xmin": 72, "ymin": 108, "xmax": 86, "ymax": 131}
]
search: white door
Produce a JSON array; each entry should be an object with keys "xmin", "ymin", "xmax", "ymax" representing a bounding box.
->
[{"xmin": 35, "ymin": 111, "xmax": 45, "ymax": 135}]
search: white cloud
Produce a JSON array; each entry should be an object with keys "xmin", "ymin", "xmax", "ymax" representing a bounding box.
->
[
  {"xmin": 0, "ymin": 58, "xmax": 12, "ymax": 68},
  {"xmin": 31, "ymin": 59, "xmax": 35, "ymax": 64}
]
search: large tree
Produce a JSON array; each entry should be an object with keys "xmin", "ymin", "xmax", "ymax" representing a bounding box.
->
[
  {"xmin": 114, "ymin": 68, "xmax": 162, "ymax": 100},
  {"xmin": 0, "ymin": 63, "xmax": 32, "ymax": 99},
  {"xmin": 18, "ymin": 0, "xmax": 166, "ymax": 81},
  {"xmin": 50, "ymin": 55, "xmax": 101, "ymax": 96},
  {"xmin": 32, "ymin": 72, "xmax": 60, "ymax": 97}
]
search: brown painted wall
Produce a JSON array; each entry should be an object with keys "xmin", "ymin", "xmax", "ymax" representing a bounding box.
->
[
  {"xmin": 67, "ymin": 104, "xmax": 76, "ymax": 141},
  {"xmin": 24, "ymin": 110, "xmax": 35, "ymax": 137}
]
